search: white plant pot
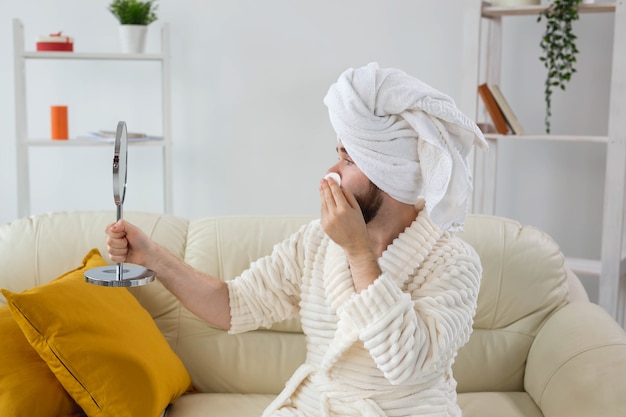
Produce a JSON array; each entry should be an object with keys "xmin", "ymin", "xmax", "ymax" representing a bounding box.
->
[
  {"xmin": 490, "ymin": 0, "xmax": 540, "ymax": 5},
  {"xmin": 118, "ymin": 25, "xmax": 147, "ymax": 54}
]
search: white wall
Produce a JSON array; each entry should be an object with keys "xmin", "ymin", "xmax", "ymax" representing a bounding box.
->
[
  {"xmin": 0, "ymin": 0, "xmax": 465, "ymax": 222},
  {"xmin": 0, "ymin": 1, "xmax": 615, "ymax": 300}
]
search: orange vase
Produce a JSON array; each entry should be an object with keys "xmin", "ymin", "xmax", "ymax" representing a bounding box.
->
[{"xmin": 50, "ymin": 105, "xmax": 68, "ymax": 140}]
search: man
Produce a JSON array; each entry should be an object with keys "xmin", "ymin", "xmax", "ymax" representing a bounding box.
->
[{"xmin": 106, "ymin": 62, "xmax": 487, "ymax": 416}]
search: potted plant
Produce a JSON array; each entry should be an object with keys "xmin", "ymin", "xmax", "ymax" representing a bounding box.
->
[
  {"xmin": 108, "ymin": 0, "xmax": 158, "ymax": 54},
  {"xmin": 537, "ymin": 0, "xmax": 582, "ymax": 133}
]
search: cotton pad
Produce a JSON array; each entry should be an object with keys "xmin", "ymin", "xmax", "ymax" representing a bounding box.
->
[{"xmin": 324, "ymin": 172, "xmax": 341, "ymax": 187}]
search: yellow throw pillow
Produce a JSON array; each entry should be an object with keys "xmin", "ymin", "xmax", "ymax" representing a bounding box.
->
[
  {"xmin": 0, "ymin": 305, "xmax": 84, "ymax": 417},
  {"xmin": 2, "ymin": 249, "xmax": 192, "ymax": 417}
]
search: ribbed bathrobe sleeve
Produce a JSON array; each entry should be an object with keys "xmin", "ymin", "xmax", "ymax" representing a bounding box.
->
[
  {"xmin": 340, "ymin": 238, "xmax": 481, "ymax": 385},
  {"xmin": 226, "ymin": 222, "xmax": 311, "ymax": 334}
]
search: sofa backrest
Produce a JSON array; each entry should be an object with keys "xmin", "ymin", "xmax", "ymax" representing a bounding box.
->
[
  {"xmin": 168, "ymin": 215, "xmax": 312, "ymax": 394},
  {"xmin": 454, "ymin": 214, "xmax": 569, "ymax": 392},
  {"xmin": 0, "ymin": 211, "xmax": 575, "ymax": 395}
]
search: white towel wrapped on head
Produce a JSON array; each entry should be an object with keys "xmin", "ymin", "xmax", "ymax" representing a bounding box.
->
[{"xmin": 323, "ymin": 62, "xmax": 488, "ymax": 232}]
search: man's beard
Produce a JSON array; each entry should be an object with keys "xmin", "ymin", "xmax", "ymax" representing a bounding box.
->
[{"xmin": 355, "ymin": 181, "xmax": 384, "ymax": 224}]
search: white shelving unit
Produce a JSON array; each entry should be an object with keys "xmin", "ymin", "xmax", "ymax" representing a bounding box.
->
[
  {"xmin": 463, "ymin": 2, "xmax": 626, "ymax": 326},
  {"xmin": 13, "ymin": 18, "xmax": 173, "ymax": 216}
]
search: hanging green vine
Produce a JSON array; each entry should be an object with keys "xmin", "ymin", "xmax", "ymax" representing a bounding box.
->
[{"xmin": 537, "ymin": 0, "xmax": 582, "ymax": 133}]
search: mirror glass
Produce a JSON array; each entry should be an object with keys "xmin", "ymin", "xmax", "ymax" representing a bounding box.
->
[{"xmin": 113, "ymin": 121, "xmax": 128, "ymax": 207}]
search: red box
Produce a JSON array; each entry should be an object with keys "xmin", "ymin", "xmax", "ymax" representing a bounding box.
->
[{"xmin": 36, "ymin": 32, "xmax": 74, "ymax": 52}]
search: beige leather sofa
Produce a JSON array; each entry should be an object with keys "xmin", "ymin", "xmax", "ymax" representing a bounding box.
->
[{"xmin": 1, "ymin": 211, "xmax": 626, "ymax": 417}]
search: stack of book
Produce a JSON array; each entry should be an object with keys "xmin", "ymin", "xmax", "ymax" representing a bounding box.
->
[{"xmin": 477, "ymin": 83, "xmax": 524, "ymax": 135}]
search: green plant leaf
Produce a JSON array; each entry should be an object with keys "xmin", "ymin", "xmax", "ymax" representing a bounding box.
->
[
  {"xmin": 538, "ymin": 0, "xmax": 582, "ymax": 133},
  {"xmin": 108, "ymin": 0, "xmax": 158, "ymax": 25}
]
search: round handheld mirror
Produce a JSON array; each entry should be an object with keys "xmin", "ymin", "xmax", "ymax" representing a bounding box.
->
[
  {"xmin": 113, "ymin": 121, "xmax": 128, "ymax": 209},
  {"xmin": 84, "ymin": 121, "xmax": 155, "ymax": 287}
]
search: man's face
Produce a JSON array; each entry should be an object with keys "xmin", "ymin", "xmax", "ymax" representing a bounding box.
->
[{"xmin": 327, "ymin": 141, "xmax": 383, "ymax": 224}]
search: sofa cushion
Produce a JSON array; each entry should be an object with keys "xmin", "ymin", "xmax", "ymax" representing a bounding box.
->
[
  {"xmin": 2, "ymin": 249, "xmax": 192, "ymax": 417},
  {"xmin": 457, "ymin": 392, "xmax": 544, "ymax": 417},
  {"xmin": 0, "ymin": 305, "xmax": 83, "ymax": 417},
  {"xmin": 164, "ymin": 392, "xmax": 545, "ymax": 417},
  {"xmin": 175, "ymin": 216, "xmax": 312, "ymax": 394},
  {"xmin": 167, "ymin": 393, "xmax": 274, "ymax": 417}
]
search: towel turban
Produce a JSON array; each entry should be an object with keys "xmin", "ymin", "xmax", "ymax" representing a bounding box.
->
[{"xmin": 323, "ymin": 62, "xmax": 488, "ymax": 232}]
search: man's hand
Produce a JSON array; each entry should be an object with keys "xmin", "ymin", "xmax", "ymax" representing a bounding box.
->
[
  {"xmin": 105, "ymin": 220, "xmax": 155, "ymax": 267},
  {"xmin": 320, "ymin": 178, "xmax": 381, "ymax": 292},
  {"xmin": 320, "ymin": 177, "xmax": 368, "ymax": 251}
]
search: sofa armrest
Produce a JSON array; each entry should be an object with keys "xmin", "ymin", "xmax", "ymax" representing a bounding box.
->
[
  {"xmin": 525, "ymin": 302, "xmax": 626, "ymax": 417},
  {"xmin": 565, "ymin": 269, "xmax": 589, "ymax": 302}
]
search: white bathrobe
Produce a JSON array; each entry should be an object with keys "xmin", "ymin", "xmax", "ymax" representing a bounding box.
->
[{"xmin": 227, "ymin": 210, "xmax": 482, "ymax": 417}]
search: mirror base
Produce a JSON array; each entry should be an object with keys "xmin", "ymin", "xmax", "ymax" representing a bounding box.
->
[{"xmin": 85, "ymin": 264, "xmax": 155, "ymax": 287}]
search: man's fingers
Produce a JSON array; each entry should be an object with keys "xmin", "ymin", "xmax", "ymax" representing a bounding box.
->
[
  {"xmin": 324, "ymin": 177, "xmax": 350, "ymax": 207},
  {"xmin": 105, "ymin": 221, "xmax": 126, "ymax": 238},
  {"xmin": 342, "ymin": 188, "xmax": 360, "ymax": 210},
  {"xmin": 108, "ymin": 253, "xmax": 127, "ymax": 263},
  {"xmin": 106, "ymin": 235, "xmax": 127, "ymax": 249},
  {"xmin": 320, "ymin": 178, "xmax": 337, "ymax": 207}
]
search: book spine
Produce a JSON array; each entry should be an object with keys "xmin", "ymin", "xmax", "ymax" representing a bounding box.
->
[{"xmin": 478, "ymin": 84, "xmax": 509, "ymax": 134}]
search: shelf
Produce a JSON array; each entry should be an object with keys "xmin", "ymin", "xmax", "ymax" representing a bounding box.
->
[
  {"xmin": 483, "ymin": 133, "xmax": 609, "ymax": 144},
  {"xmin": 565, "ymin": 258, "xmax": 626, "ymax": 278},
  {"xmin": 565, "ymin": 257, "xmax": 602, "ymax": 276},
  {"xmin": 13, "ymin": 18, "xmax": 174, "ymax": 216},
  {"xmin": 21, "ymin": 51, "xmax": 164, "ymax": 61},
  {"xmin": 24, "ymin": 139, "xmax": 166, "ymax": 147},
  {"xmin": 482, "ymin": 2, "xmax": 616, "ymax": 18},
  {"xmin": 469, "ymin": 1, "xmax": 626, "ymax": 325}
]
